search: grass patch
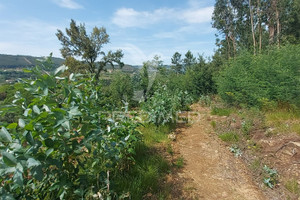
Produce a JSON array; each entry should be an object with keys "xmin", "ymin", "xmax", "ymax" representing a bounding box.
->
[
  {"xmin": 218, "ymin": 132, "xmax": 239, "ymax": 143},
  {"xmin": 249, "ymin": 158, "xmax": 262, "ymax": 171},
  {"xmin": 265, "ymin": 109, "xmax": 300, "ymax": 135},
  {"xmin": 174, "ymin": 156, "xmax": 184, "ymax": 168},
  {"xmin": 139, "ymin": 123, "xmax": 174, "ymax": 145},
  {"xmin": 285, "ymin": 179, "xmax": 300, "ymax": 195},
  {"xmin": 113, "ymin": 123, "xmax": 174, "ymax": 199},
  {"xmin": 166, "ymin": 143, "xmax": 173, "ymax": 155},
  {"xmin": 211, "ymin": 121, "xmax": 216, "ymax": 129},
  {"xmin": 211, "ymin": 106, "xmax": 232, "ymax": 116}
]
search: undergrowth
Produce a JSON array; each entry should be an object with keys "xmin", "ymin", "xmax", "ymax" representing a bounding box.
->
[{"xmin": 114, "ymin": 123, "xmax": 175, "ymax": 199}]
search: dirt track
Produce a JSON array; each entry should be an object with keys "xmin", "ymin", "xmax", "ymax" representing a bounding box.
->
[{"xmin": 168, "ymin": 104, "xmax": 267, "ymax": 199}]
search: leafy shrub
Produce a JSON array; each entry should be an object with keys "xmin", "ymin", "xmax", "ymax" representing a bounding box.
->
[
  {"xmin": 142, "ymin": 85, "xmax": 193, "ymax": 126},
  {"xmin": 0, "ymin": 59, "xmax": 141, "ymax": 199},
  {"xmin": 174, "ymin": 156, "xmax": 184, "ymax": 168},
  {"xmin": 263, "ymin": 165, "xmax": 278, "ymax": 188},
  {"xmin": 217, "ymin": 45, "xmax": 300, "ymax": 107},
  {"xmin": 199, "ymin": 95, "xmax": 212, "ymax": 106},
  {"xmin": 184, "ymin": 56, "xmax": 216, "ymax": 98},
  {"xmin": 229, "ymin": 145, "xmax": 242, "ymax": 157}
]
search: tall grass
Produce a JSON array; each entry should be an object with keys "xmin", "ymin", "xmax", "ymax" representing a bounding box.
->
[{"xmin": 113, "ymin": 123, "xmax": 175, "ymax": 199}]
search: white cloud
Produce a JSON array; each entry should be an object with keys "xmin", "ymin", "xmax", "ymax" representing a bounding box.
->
[
  {"xmin": 154, "ymin": 24, "xmax": 214, "ymax": 39},
  {"xmin": 112, "ymin": 5, "xmax": 213, "ymax": 28},
  {"xmin": 53, "ymin": 0, "xmax": 83, "ymax": 9},
  {"xmin": 109, "ymin": 43, "xmax": 149, "ymax": 65},
  {"xmin": 112, "ymin": 8, "xmax": 175, "ymax": 28},
  {"xmin": 181, "ymin": 7, "xmax": 214, "ymax": 24}
]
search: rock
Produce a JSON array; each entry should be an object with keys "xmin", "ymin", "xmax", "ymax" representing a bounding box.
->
[{"xmin": 168, "ymin": 133, "xmax": 176, "ymax": 141}]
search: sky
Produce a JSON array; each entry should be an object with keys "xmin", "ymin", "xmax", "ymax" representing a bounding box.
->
[{"xmin": 0, "ymin": 0, "xmax": 217, "ymax": 65}]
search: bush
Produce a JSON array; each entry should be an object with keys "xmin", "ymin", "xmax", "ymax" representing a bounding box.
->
[
  {"xmin": 216, "ymin": 45, "xmax": 300, "ymax": 108},
  {"xmin": 185, "ymin": 56, "xmax": 216, "ymax": 98},
  {"xmin": 0, "ymin": 59, "xmax": 141, "ymax": 199},
  {"xmin": 142, "ymin": 85, "xmax": 193, "ymax": 126}
]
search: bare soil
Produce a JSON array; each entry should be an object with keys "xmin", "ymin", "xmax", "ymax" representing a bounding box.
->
[{"xmin": 165, "ymin": 104, "xmax": 267, "ymax": 199}]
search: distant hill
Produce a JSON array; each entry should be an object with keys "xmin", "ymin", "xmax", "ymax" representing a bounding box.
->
[
  {"xmin": 0, "ymin": 54, "xmax": 64, "ymax": 69},
  {"xmin": 0, "ymin": 54, "xmax": 139, "ymax": 84}
]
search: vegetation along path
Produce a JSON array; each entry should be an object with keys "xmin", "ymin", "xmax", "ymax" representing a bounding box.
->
[{"xmin": 168, "ymin": 104, "xmax": 266, "ymax": 199}]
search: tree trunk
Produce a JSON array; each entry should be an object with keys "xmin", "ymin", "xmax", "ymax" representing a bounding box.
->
[
  {"xmin": 257, "ymin": 0, "xmax": 262, "ymax": 53},
  {"xmin": 230, "ymin": 34, "xmax": 237, "ymax": 57},
  {"xmin": 226, "ymin": 34, "xmax": 231, "ymax": 59},
  {"xmin": 249, "ymin": 0, "xmax": 256, "ymax": 55},
  {"xmin": 275, "ymin": 1, "xmax": 280, "ymax": 47},
  {"xmin": 268, "ymin": 0, "xmax": 277, "ymax": 45}
]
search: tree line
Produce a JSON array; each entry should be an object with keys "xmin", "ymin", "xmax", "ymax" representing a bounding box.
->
[{"xmin": 212, "ymin": 0, "xmax": 300, "ymax": 58}]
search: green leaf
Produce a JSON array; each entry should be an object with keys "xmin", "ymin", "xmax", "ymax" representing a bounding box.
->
[
  {"xmin": 7, "ymin": 123, "xmax": 17, "ymax": 129},
  {"xmin": 23, "ymin": 69, "xmax": 32, "ymax": 73},
  {"xmin": 13, "ymin": 168, "xmax": 23, "ymax": 186},
  {"xmin": 43, "ymin": 105, "xmax": 50, "ymax": 112},
  {"xmin": 24, "ymin": 108, "xmax": 32, "ymax": 117},
  {"xmin": 69, "ymin": 106, "xmax": 82, "ymax": 116},
  {"xmin": 0, "ymin": 194, "xmax": 15, "ymax": 200},
  {"xmin": 18, "ymin": 119, "xmax": 25, "ymax": 128},
  {"xmin": 45, "ymin": 138, "xmax": 54, "ymax": 147},
  {"xmin": 55, "ymin": 65, "xmax": 68, "ymax": 75},
  {"xmin": 32, "ymin": 165, "xmax": 44, "ymax": 181},
  {"xmin": 25, "ymin": 123, "xmax": 34, "ymax": 131},
  {"xmin": 13, "ymin": 163, "xmax": 24, "ymax": 186},
  {"xmin": 26, "ymin": 132, "xmax": 35, "ymax": 145},
  {"xmin": 2, "ymin": 152, "xmax": 17, "ymax": 167},
  {"xmin": 33, "ymin": 105, "xmax": 41, "ymax": 115},
  {"xmin": 27, "ymin": 158, "xmax": 41, "ymax": 168},
  {"xmin": 62, "ymin": 120, "xmax": 70, "ymax": 130},
  {"xmin": 45, "ymin": 148, "xmax": 54, "ymax": 157},
  {"xmin": 0, "ymin": 127, "xmax": 12, "ymax": 143},
  {"xmin": 125, "ymin": 134, "xmax": 130, "ymax": 141}
]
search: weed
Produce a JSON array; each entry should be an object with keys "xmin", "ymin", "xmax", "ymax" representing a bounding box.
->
[
  {"xmin": 218, "ymin": 132, "xmax": 239, "ymax": 143},
  {"xmin": 247, "ymin": 140, "xmax": 261, "ymax": 152},
  {"xmin": 285, "ymin": 179, "xmax": 300, "ymax": 195},
  {"xmin": 115, "ymin": 124, "xmax": 171, "ymax": 199},
  {"xmin": 167, "ymin": 143, "xmax": 174, "ymax": 155},
  {"xmin": 211, "ymin": 121, "xmax": 216, "ymax": 129},
  {"xmin": 211, "ymin": 106, "xmax": 232, "ymax": 116},
  {"xmin": 263, "ymin": 165, "xmax": 278, "ymax": 188},
  {"xmin": 199, "ymin": 95, "xmax": 212, "ymax": 106},
  {"xmin": 241, "ymin": 120, "xmax": 253, "ymax": 135},
  {"xmin": 229, "ymin": 145, "xmax": 242, "ymax": 157},
  {"xmin": 175, "ymin": 156, "xmax": 184, "ymax": 168},
  {"xmin": 250, "ymin": 158, "xmax": 262, "ymax": 171}
]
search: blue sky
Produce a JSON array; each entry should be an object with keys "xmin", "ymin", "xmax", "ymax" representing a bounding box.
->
[{"xmin": 0, "ymin": 0, "xmax": 217, "ymax": 65}]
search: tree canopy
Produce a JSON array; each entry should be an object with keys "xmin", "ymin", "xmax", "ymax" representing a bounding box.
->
[{"xmin": 56, "ymin": 19, "xmax": 124, "ymax": 80}]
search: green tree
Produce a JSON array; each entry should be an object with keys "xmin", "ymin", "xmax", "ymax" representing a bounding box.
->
[
  {"xmin": 110, "ymin": 72, "xmax": 134, "ymax": 107},
  {"xmin": 56, "ymin": 19, "xmax": 124, "ymax": 81},
  {"xmin": 216, "ymin": 45, "xmax": 300, "ymax": 107},
  {"xmin": 171, "ymin": 52, "xmax": 183, "ymax": 74},
  {"xmin": 185, "ymin": 55, "xmax": 216, "ymax": 98},
  {"xmin": 183, "ymin": 50, "xmax": 196, "ymax": 71}
]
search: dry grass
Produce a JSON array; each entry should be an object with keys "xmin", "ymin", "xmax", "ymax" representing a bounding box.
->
[{"xmin": 265, "ymin": 110, "xmax": 300, "ymax": 135}]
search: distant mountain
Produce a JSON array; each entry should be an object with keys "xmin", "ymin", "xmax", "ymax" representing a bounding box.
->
[
  {"xmin": 0, "ymin": 54, "xmax": 140, "ymax": 84},
  {"xmin": 0, "ymin": 54, "xmax": 139, "ymax": 72},
  {"xmin": 0, "ymin": 54, "xmax": 64, "ymax": 69}
]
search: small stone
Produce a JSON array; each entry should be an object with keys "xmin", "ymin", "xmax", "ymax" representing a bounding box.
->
[{"xmin": 168, "ymin": 133, "xmax": 176, "ymax": 141}]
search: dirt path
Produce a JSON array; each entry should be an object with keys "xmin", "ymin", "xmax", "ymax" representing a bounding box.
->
[{"xmin": 167, "ymin": 104, "xmax": 267, "ymax": 199}]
